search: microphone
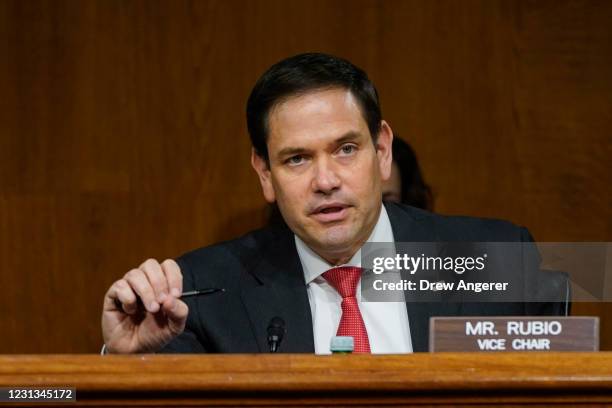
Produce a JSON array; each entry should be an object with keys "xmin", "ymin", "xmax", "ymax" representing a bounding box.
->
[{"xmin": 267, "ymin": 317, "xmax": 286, "ymax": 353}]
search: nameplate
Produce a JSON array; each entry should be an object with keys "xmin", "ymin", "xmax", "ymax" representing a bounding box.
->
[{"xmin": 429, "ymin": 317, "xmax": 599, "ymax": 352}]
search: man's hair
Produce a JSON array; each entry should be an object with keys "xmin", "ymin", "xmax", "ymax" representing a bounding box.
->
[{"xmin": 246, "ymin": 53, "xmax": 382, "ymax": 161}]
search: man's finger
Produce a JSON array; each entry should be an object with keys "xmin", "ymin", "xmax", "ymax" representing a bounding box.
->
[
  {"xmin": 161, "ymin": 259, "xmax": 182, "ymax": 297},
  {"xmin": 161, "ymin": 297, "xmax": 188, "ymax": 333},
  {"xmin": 140, "ymin": 258, "xmax": 169, "ymax": 303},
  {"xmin": 104, "ymin": 279, "xmax": 139, "ymax": 314},
  {"xmin": 112, "ymin": 279, "xmax": 140, "ymax": 314},
  {"xmin": 124, "ymin": 268, "xmax": 159, "ymax": 313}
]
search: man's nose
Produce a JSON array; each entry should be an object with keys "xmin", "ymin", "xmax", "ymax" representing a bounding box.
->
[{"xmin": 312, "ymin": 158, "xmax": 341, "ymax": 194}]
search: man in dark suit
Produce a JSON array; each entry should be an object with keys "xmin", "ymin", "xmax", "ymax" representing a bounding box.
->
[{"xmin": 101, "ymin": 53, "xmax": 560, "ymax": 354}]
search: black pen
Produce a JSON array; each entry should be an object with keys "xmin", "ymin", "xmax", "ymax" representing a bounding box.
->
[
  {"xmin": 113, "ymin": 288, "xmax": 225, "ymax": 312},
  {"xmin": 181, "ymin": 288, "xmax": 225, "ymax": 298}
]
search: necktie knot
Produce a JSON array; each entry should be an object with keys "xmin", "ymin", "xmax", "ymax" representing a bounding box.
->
[{"xmin": 322, "ymin": 266, "xmax": 363, "ymax": 298}]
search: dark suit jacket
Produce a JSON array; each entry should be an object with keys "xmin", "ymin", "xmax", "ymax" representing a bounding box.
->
[{"xmin": 162, "ymin": 202, "xmax": 564, "ymax": 353}]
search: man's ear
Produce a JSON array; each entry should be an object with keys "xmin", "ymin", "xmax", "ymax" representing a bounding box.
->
[
  {"xmin": 251, "ymin": 148, "xmax": 276, "ymax": 203},
  {"xmin": 375, "ymin": 120, "xmax": 394, "ymax": 181}
]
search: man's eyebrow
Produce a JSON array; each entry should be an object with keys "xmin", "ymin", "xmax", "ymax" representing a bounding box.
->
[
  {"xmin": 276, "ymin": 131, "xmax": 364, "ymax": 159},
  {"xmin": 334, "ymin": 131, "xmax": 362, "ymax": 145},
  {"xmin": 276, "ymin": 146, "xmax": 308, "ymax": 159}
]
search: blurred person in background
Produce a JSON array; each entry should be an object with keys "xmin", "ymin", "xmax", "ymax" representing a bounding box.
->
[{"xmin": 381, "ymin": 136, "xmax": 433, "ymax": 210}]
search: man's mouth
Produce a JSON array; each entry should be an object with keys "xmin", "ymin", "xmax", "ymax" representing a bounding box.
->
[
  {"xmin": 310, "ymin": 203, "xmax": 350, "ymax": 223},
  {"xmin": 320, "ymin": 206, "xmax": 343, "ymax": 213}
]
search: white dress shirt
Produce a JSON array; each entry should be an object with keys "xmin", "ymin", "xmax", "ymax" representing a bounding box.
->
[{"xmin": 295, "ymin": 205, "xmax": 413, "ymax": 354}]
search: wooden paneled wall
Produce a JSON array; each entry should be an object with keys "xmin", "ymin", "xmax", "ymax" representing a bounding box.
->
[{"xmin": 0, "ymin": 0, "xmax": 610, "ymax": 352}]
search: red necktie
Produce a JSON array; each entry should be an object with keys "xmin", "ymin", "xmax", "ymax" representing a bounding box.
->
[{"xmin": 323, "ymin": 266, "xmax": 371, "ymax": 353}]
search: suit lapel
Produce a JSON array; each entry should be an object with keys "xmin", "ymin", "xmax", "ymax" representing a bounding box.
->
[
  {"xmin": 239, "ymin": 226, "xmax": 314, "ymax": 353},
  {"xmin": 385, "ymin": 203, "xmax": 460, "ymax": 352}
]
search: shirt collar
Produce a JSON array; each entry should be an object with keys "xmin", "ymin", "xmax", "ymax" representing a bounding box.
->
[{"xmin": 295, "ymin": 204, "xmax": 395, "ymax": 285}]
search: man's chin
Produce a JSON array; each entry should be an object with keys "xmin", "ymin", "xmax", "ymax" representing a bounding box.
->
[{"xmin": 317, "ymin": 226, "xmax": 358, "ymax": 252}]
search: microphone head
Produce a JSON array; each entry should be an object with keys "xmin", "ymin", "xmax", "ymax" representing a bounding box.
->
[{"xmin": 267, "ymin": 317, "xmax": 286, "ymax": 338}]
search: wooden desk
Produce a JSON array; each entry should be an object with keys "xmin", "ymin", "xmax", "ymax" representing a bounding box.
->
[{"xmin": 1, "ymin": 353, "xmax": 611, "ymax": 406}]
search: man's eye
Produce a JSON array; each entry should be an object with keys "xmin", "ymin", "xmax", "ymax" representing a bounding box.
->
[
  {"xmin": 340, "ymin": 145, "xmax": 356, "ymax": 155},
  {"xmin": 287, "ymin": 155, "xmax": 304, "ymax": 165}
]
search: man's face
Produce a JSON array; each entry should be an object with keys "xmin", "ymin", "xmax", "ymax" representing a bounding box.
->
[{"xmin": 252, "ymin": 88, "xmax": 393, "ymax": 264}]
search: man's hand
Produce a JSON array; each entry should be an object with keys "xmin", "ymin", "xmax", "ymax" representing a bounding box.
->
[{"xmin": 101, "ymin": 258, "xmax": 188, "ymax": 353}]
